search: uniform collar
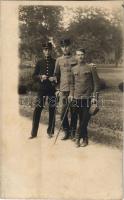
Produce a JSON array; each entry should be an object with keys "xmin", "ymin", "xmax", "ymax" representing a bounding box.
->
[
  {"xmin": 78, "ymin": 61, "xmax": 86, "ymax": 66},
  {"xmin": 45, "ymin": 56, "xmax": 51, "ymax": 60},
  {"xmin": 43, "ymin": 55, "xmax": 52, "ymax": 60},
  {"xmin": 63, "ymin": 53, "xmax": 71, "ymax": 58}
]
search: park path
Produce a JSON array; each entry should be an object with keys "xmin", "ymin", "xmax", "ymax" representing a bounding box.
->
[{"xmin": 0, "ymin": 116, "xmax": 123, "ymax": 200}]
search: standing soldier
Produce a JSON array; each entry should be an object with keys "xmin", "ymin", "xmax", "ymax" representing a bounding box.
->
[
  {"xmin": 70, "ymin": 48, "xmax": 100, "ymax": 147},
  {"xmin": 54, "ymin": 38, "xmax": 77, "ymax": 140},
  {"xmin": 29, "ymin": 42, "xmax": 56, "ymax": 139}
]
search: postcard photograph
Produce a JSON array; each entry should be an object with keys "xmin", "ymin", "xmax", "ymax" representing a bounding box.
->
[{"xmin": 0, "ymin": 1, "xmax": 124, "ymax": 199}]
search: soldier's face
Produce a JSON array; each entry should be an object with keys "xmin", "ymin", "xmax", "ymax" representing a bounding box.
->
[
  {"xmin": 61, "ymin": 45, "xmax": 70, "ymax": 55},
  {"xmin": 76, "ymin": 51, "xmax": 85, "ymax": 63},
  {"xmin": 43, "ymin": 48, "xmax": 52, "ymax": 57}
]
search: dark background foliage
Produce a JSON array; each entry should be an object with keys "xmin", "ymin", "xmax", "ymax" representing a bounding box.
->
[
  {"xmin": 18, "ymin": 5, "xmax": 123, "ymax": 135},
  {"xmin": 19, "ymin": 6, "xmax": 123, "ymax": 65}
]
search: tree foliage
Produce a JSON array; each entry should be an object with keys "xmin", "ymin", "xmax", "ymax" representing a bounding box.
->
[
  {"xmin": 67, "ymin": 7, "xmax": 123, "ymax": 64},
  {"xmin": 19, "ymin": 6, "xmax": 123, "ymax": 65},
  {"xmin": 19, "ymin": 6, "xmax": 64, "ymax": 58}
]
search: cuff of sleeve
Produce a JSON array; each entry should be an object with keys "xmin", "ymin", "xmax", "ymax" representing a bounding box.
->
[
  {"xmin": 39, "ymin": 75, "xmax": 43, "ymax": 82},
  {"xmin": 70, "ymin": 92, "xmax": 74, "ymax": 97},
  {"xmin": 92, "ymin": 92, "xmax": 99, "ymax": 99},
  {"xmin": 54, "ymin": 77, "xmax": 57, "ymax": 83}
]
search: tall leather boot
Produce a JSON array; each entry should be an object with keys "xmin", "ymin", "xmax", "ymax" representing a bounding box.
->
[
  {"xmin": 75, "ymin": 139, "xmax": 80, "ymax": 147},
  {"xmin": 81, "ymin": 138, "xmax": 88, "ymax": 147},
  {"xmin": 61, "ymin": 130, "xmax": 70, "ymax": 140},
  {"xmin": 70, "ymin": 130, "xmax": 76, "ymax": 141}
]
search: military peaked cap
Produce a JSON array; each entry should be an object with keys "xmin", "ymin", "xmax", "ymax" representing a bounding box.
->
[
  {"xmin": 76, "ymin": 48, "xmax": 86, "ymax": 54},
  {"xmin": 60, "ymin": 38, "xmax": 71, "ymax": 46},
  {"xmin": 42, "ymin": 42, "xmax": 52, "ymax": 49}
]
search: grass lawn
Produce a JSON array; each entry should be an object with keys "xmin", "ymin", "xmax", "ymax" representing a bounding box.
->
[
  {"xmin": 19, "ymin": 66, "xmax": 123, "ymax": 144},
  {"xmin": 19, "ymin": 87, "xmax": 123, "ymax": 132}
]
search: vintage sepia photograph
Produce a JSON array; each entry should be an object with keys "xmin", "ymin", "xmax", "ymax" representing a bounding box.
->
[{"xmin": 0, "ymin": 1, "xmax": 124, "ymax": 199}]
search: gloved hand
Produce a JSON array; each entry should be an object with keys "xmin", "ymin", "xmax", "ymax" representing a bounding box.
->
[
  {"xmin": 91, "ymin": 97, "xmax": 97, "ymax": 104},
  {"xmin": 41, "ymin": 75, "xmax": 47, "ymax": 81},
  {"xmin": 49, "ymin": 77, "xmax": 55, "ymax": 82},
  {"xmin": 39, "ymin": 75, "xmax": 48, "ymax": 82},
  {"xmin": 89, "ymin": 63, "xmax": 96, "ymax": 67},
  {"xmin": 55, "ymin": 90, "xmax": 61, "ymax": 97},
  {"xmin": 40, "ymin": 75, "xmax": 48, "ymax": 81},
  {"xmin": 68, "ymin": 95, "xmax": 73, "ymax": 103}
]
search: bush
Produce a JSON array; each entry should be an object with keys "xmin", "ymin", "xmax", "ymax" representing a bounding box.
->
[
  {"xmin": 19, "ymin": 81, "xmax": 40, "ymax": 93},
  {"xmin": 18, "ymin": 85, "xmax": 27, "ymax": 95},
  {"xmin": 99, "ymin": 79, "xmax": 108, "ymax": 90},
  {"xmin": 118, "ymin": 82, "xmax": 124, "ymax": 92},
  {"xmin": 31, "ymin": 82, "xmax": 40, "ymax": 92}
]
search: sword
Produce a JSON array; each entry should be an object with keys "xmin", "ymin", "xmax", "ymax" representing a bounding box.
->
[
  {"xmin": 50, "ymin": 84, "xmax": 69, "ymax": 136},
  {"xmin": 54, "ymin": 102, "xmax": 70, "ymax": 144}
]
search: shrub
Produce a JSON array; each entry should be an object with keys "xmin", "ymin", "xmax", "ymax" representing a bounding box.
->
[
  {"xmin": 18, "ymin": 85, "xmax": 27, "ymax": 95},
  {"xmin": 30, "ymin": 82, "xmax": 40, "ymax": 92},
  {"xmin": 118, "ymin": 82, "xmax": 124, "ymax": 92},
  {"xmin": 99, "ymin": 79, "xmax": 108, "ymax": 90}
]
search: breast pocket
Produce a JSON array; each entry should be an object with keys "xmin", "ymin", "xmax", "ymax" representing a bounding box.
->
[
  {"xmin": 78, "ymin": 70, "xmax": 91, "ymax": 80},
  {"xmin": 82, "ymin": 71, "xmax": 91, "ymax": 78},
  {"xmin": 84, "ymin": 71, "xmax": 91, "ymax": 75},
  {"xmin": 74, "ymin": 72, "xmax": 79, "ymax": 76},
  {"xmin": 74, "ymin": 72, "xmax": 79, "ymax": 80},
  {"xmin": 62, "ymin": 65, "xmax": 71, "ymax": 73}
]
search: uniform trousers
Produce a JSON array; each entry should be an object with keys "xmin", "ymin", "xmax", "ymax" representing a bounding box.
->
[
  {"xmin": 31, "ymin": 89, "xmax": 56, "ymax": 137},
  {"xmin": 72, "ymin": 98, "xmax": 91, "ymax": 140},
  {"xmin": 61, "ymin": 92, "xmax": 77, "ymax": 133}
]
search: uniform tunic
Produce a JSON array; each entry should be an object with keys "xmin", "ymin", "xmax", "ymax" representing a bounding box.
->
[
  {"xmin": 70, "ymin": 63, "xmax": 100, "ymax": 99},
  {"xmin": 31, "ymin": 56, "xmax": 56, "ymax": 137},
  {"xmin": 54, "ymin": 55, "xmax": 77, "ymax": 92},
  {"xmin": 70, "ymin": 63, "xmax": 101, "ymax": 141},
  {"xmin": 54, "ymin": 54, "xmax": 77, "ymax": 133},
  {"xmin": 33, "ymin": 57, "xmax": 56, "ymax": 93}
]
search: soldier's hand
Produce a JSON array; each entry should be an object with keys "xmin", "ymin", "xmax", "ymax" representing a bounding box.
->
[
  {"xmin": 42, "ymin": 75, "xmax": 47, "ymax": 80},
  {"xmin": 91, "ymin": 97, "xmax": 97, "ymax": 104},
  {"xmin": 55, "ymin": 90, "xmax": 60, "ymax": 97},
  {"xmin": 89, "ymin": 63, "xmax": 96, "ymax": 67},
  {"xmin": 49, "ymin": 77, "xmax": 55, "ymax": 82},
  {"xmin": 68, "ymin": 95, "xmax": 73, "ymax": 102}
]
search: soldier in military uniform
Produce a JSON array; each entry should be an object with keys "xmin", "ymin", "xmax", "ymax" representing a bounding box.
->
[
  {"xmin": 29, "ymin": 42, "xmax": 56, "ymax": 139},
  {"xmin": 54, "ymin": 38, "xmax": 77, "ymax": 140},
  {"xmin": 70, "ymin": 49, "xmax": 100, "ymax": 147}
]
